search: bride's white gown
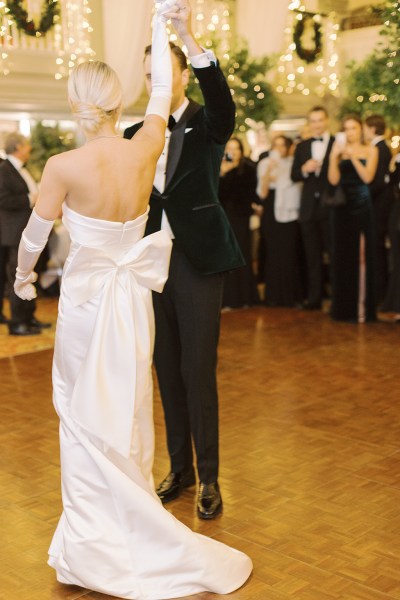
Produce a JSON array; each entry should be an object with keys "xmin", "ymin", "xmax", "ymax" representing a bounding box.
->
[{"xmin": 48, "ymin": 204, "xmax": 252, "ymax": 600}]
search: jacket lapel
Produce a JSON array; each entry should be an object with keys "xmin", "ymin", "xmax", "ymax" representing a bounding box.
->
[
  {"xmin": 321, "ymin": 136, "xmax": 335, "ymax": 171},
  {"xmin": 165, "ymin": 100, "xmax": 201, "ymax": 189}
]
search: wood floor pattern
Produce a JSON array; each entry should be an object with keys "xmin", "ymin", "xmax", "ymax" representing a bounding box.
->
[{"xmin": 1, "ymin": 302, "xmax": 400, "ymax": 600}]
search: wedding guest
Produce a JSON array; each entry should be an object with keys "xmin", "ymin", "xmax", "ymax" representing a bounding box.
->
[
  {"xmin": 219, "ymin": 137, "xmax": 259, "ymax": 309},
  {"xmin": 291, "ymin": 106, "xmax": 334, "ymax": 310},
  {"xmin": 363, "ymin": 115, "xmax": 392, "ymax": 304},
  {"xmin": 0, "ymin": 235, "xmax": 7, "ymax": 324},
  {"xmin": 382, "ymin": 151, "xmax": 400, "ymax": 321},
  {"xmin": 124, "ymin": 0, "xmax": 243, "ymax": 519},
  {"xmin": 0, "ymin": 133, "xmax": 50, "ymax": 335},
  {"xmin": 258, "ymin": 135, "xmax": 303, "ymax": 307},
  {"xmin": 328, "ymin": 115, "xmax": 378, "ymax": 323}
]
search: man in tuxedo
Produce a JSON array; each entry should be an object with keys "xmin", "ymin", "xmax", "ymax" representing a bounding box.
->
[
  {"xmin": 0, "ymin": 133, "xmax": 50, "ymax": 335},
  {"xmin": 363, "ymin": 115, "xmax": 392, "ymax": 304},
  {"xmin": 291, "ymin": 106, "xmax": 334, "ymax": 309},
  {"xmin": 124, "ymin": 0, "xmax": 242, "ymax": 519},
  {"xmin": 0, "ymin": 156, "xmax": 8, "ymax": 324}
]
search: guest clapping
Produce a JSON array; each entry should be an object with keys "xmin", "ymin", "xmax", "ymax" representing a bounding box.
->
[{"xmin": 328, "ymin": 115, "xmax": 378, "ymax": 323}]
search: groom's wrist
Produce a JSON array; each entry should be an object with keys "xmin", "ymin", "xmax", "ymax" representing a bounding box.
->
[{"xmin": 180, "ymin": 33, "xmax": 202, "ymax": 56}]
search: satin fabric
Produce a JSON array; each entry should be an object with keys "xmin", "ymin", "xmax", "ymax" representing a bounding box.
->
[{"xmin": 48, "ymin": 204, "xmax": 252, "ymax": 600}]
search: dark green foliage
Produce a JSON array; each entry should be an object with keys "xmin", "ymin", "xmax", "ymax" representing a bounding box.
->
[
  {"xmin": 28, "ymin": 123, "xmax": 75, "ymax": 180},
  {"xmin": 340, "ymin": 1, "xmax": 400, "ymax": 127},
  {"xmin": 6, "ymin": 0, "xmax": 60, "ymax": 37}
]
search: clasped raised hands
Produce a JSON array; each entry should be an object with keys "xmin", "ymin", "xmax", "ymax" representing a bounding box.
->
[{"xmin": 156, "ymin": 0, "xmax": 193, "ymax": 38}]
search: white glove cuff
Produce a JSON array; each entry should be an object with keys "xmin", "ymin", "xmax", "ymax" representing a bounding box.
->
[
  {"xmin": 22, "ymin": 209, "xmax": 55, "ymax": 253},
  {"xmin": 145, "ymin": 95, "xmax": 172, "ymax": 122}
]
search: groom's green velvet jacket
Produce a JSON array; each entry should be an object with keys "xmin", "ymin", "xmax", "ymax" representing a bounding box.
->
[{"xmin": 124, "ymin": 61, "xmax": 244, "ymax": 275}]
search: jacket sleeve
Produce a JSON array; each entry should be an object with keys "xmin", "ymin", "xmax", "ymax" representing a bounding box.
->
[
  {"xmin": 192, "ymin": 62, "xmax": 236, "ymax": 145},
  {"xmin": 291, "ymin": 144, "xmax": 307, "ymax": 183},
  {"xmin": 0, "ymin": 168, "xmax": 30, "ymax": 211}
]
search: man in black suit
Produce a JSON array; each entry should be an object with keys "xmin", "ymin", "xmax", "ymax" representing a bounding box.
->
[
  {"xmin": 363, "ymin": 115, "xmax": 392, "ymax": 304},
  {"xmin": 0, "ymin": 133, "xmax": 50, "ymax": 335},
  {"xmin": 291, "ymin": 106, "xmax": 334, "ymax": 309},
  {"xmin": 0, "ymin": 156, "xmax": 8, "ymax": 324},
  {"xmin": 124, "ymin": 0, "xmax": 242, "ymax": 519}
]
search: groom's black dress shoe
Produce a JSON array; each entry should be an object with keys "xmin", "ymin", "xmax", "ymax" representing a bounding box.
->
[
  {"xmin": 302, "ymin": 301, "xmax": 322, "ymax": 311},
  {"xmin": 156, "ymin": 469, "xmax": 196, "ymax": 504},
  {"xmin": 9, "ymin": 323, "xmax": 41, "ymax": 336},
  {"xmin": 197, "ymin": 482, "xmax": 223, "ymax": 520},
  {"xmin": 28, "ymin": 317, "xmax": 51, "ymax": 329}
]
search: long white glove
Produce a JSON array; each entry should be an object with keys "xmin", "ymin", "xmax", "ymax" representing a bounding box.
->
[
  {"xmin": 145, "ymin": 1, "xmax": 174, "ymax": 123},
  {"xmin": 14, "ymin": 209, "xmax": 55, "ymax": 300}
]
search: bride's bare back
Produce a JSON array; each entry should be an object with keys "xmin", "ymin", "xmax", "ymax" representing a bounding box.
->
[{"xmin": 35, "ymin": 116, "xmax": 165, "ymax": 224}]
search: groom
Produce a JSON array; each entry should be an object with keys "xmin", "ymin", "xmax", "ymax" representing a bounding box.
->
[{"xmin": 124, "ymin": 0, "xmax": 243, "ymax": 519}]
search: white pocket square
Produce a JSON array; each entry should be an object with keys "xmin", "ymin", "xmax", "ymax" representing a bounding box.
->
[{"xmin": 185, "ymin": 128, "xmax": 193, "ymax": 134}]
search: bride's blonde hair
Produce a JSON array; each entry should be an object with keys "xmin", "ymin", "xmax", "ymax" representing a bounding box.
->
[{"xmin": 68, "ymin": 61, "xmax": 123, "ymax": 134}]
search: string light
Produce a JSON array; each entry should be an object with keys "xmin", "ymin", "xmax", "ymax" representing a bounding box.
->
[{"xmin": 0, "ymin": 1, "xmax": 95, "ymax": 79}]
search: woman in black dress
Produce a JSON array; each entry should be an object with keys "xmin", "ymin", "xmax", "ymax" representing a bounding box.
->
[
  {"xmin": 382, "ymin": 152, "xmax": 400, "ymax": 321},
  {"xmin": 219, "ymin": 137, "xmax": 259, "ymax": 308},
  {"xmin": 328, "ymin": 115, "xmax": 378, "ymax": 322},
  {"xmin": 257, "ymin": 135, "xmax": 303, "ymax": 307}
]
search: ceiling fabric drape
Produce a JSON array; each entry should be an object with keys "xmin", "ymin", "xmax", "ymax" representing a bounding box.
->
[
  {"xmin": 235, "ymin": 0, "xmax": 290, "ymax": 57},
  {"xmin": 102, "ymin": 0, "xmax": 152, "ymax": 107}
]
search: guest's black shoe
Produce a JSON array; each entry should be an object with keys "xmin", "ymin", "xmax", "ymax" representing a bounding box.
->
[
  {"xmin": 9, "ymin": 323, "xmax": 42, "ymax": 336},
  {"xmin": 303, "ymin": 301, "xmax": 322, "ymax": 311},
  {"xmin": 197, "ymin": 482, "xmax": 223, "ymax": 520},
  {"xmin": 28, "ymin": 317, "xmax": 51, "ymax": 329},
  {"xmin": 156, "ymin": 469, "xmax": 196, "ymax": 504},
  {"xmin": 0, "ymin": 313, "xmax": 10, "ymax": 324}
]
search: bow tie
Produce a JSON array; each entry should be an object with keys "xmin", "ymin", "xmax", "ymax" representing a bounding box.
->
[
  {"xmin": 312, "ymin": 137, "xmax": 323, "ymax": 142},
  {"xmin": 168, "ymin": 115, "xmax": 176, "ymax": 131}
]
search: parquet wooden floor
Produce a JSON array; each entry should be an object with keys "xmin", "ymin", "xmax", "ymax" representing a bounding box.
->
[{"xmin": 1, "ymin": 301, "xmax": 400, "ymax": 600}]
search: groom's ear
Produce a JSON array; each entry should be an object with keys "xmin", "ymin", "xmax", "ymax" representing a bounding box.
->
[{"xmin": 181, "ymin": 68, "xmax": 190, "ymax": 88}]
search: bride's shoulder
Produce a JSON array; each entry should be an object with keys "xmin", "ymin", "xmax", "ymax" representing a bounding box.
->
[{"xmin": 46, "ymin": 147, "xmax": 84, "ymax": 169}]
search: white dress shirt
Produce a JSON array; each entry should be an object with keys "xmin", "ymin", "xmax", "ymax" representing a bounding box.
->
[
  {"xmin": 371, "ymin": 135, "xmax": 385, "ymax": 146},
  {"xmin": 311, "ymin": 131, "xmax": 330, "ymax": 177},
  {"xmin": 7, "ymin": 154, "xmax": 38, "ymax": 207},
  {"xmin": 156, "ymin": 50, "xmax": 217, "ymax": 238}
]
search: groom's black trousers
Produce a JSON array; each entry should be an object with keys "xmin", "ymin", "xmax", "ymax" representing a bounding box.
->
[{"xmin": 152, "ymin": 242, "xmax": 224, "ymax": 484}]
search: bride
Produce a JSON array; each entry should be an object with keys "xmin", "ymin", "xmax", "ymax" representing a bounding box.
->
[{"xmin": 14, "ymin": 2, "xmax": 252, "ymax": 599}]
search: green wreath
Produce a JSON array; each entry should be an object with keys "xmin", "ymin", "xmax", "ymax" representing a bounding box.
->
[
  {"xmin": 6, "ymin": 0, "xmax": 60, "ymax": 37},
  {"xmin": 293, "ymin": 15, "xmax": 322, "ymax": 64}
]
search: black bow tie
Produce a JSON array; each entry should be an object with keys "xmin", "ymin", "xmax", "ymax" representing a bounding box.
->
[
  {"xmin": 168, "ymin": 115, "xmax": 176, "ymax": 130},
  {"xmin": 312, "ymin": 137, "xmax": 323, "ymax": 142}
]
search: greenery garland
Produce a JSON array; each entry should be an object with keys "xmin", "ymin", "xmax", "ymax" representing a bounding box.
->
[
  {"xmin": 293, "ymin": 14, "xmax": 322, "ymax": 64},
  {"xmin": 6, "ymin": 0, "xmax": 60, "ymax": 37}
]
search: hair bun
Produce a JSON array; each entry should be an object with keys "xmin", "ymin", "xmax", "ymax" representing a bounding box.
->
[
  {"xmin": 68, "ymin": 61, "xmax": 123, "ymax": 134},
  {"xmin": 73, "ymin": 102, "xmax": 107, "ymax": 127}
]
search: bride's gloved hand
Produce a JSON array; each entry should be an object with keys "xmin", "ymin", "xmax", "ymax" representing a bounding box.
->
[
  {"xmin": 14, "ymin": 209, "xmax": 54, "ymax": 300},
  {"xmin": 157, "ymin": 0, "xmax": 178, "ymax": 22},
  {"xmin": 145, "ymin": 2, "xmax": 174, "ymax": 124},
  {"xmin": 14, "ymin": 271, "xmax": 38, "ymax": 301}
]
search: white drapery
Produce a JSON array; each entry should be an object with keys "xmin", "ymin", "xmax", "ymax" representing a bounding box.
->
[
  {"xmin": 235, "ymin": 0, "xmax": 290, "ymax": 57},
  {"xmin": 102, "ymin": 0, "xmax": 152, "ymax": 107}
]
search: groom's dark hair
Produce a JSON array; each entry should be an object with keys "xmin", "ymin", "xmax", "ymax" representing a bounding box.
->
[{"xmin": 144, "ymin": 42, "xmax": 188, "ymax": 72}]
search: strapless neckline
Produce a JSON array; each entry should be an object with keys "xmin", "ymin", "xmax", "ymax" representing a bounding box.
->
[{"xmin": 62, "ymin": 202, "xmax": 149, "ymax": 227}]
